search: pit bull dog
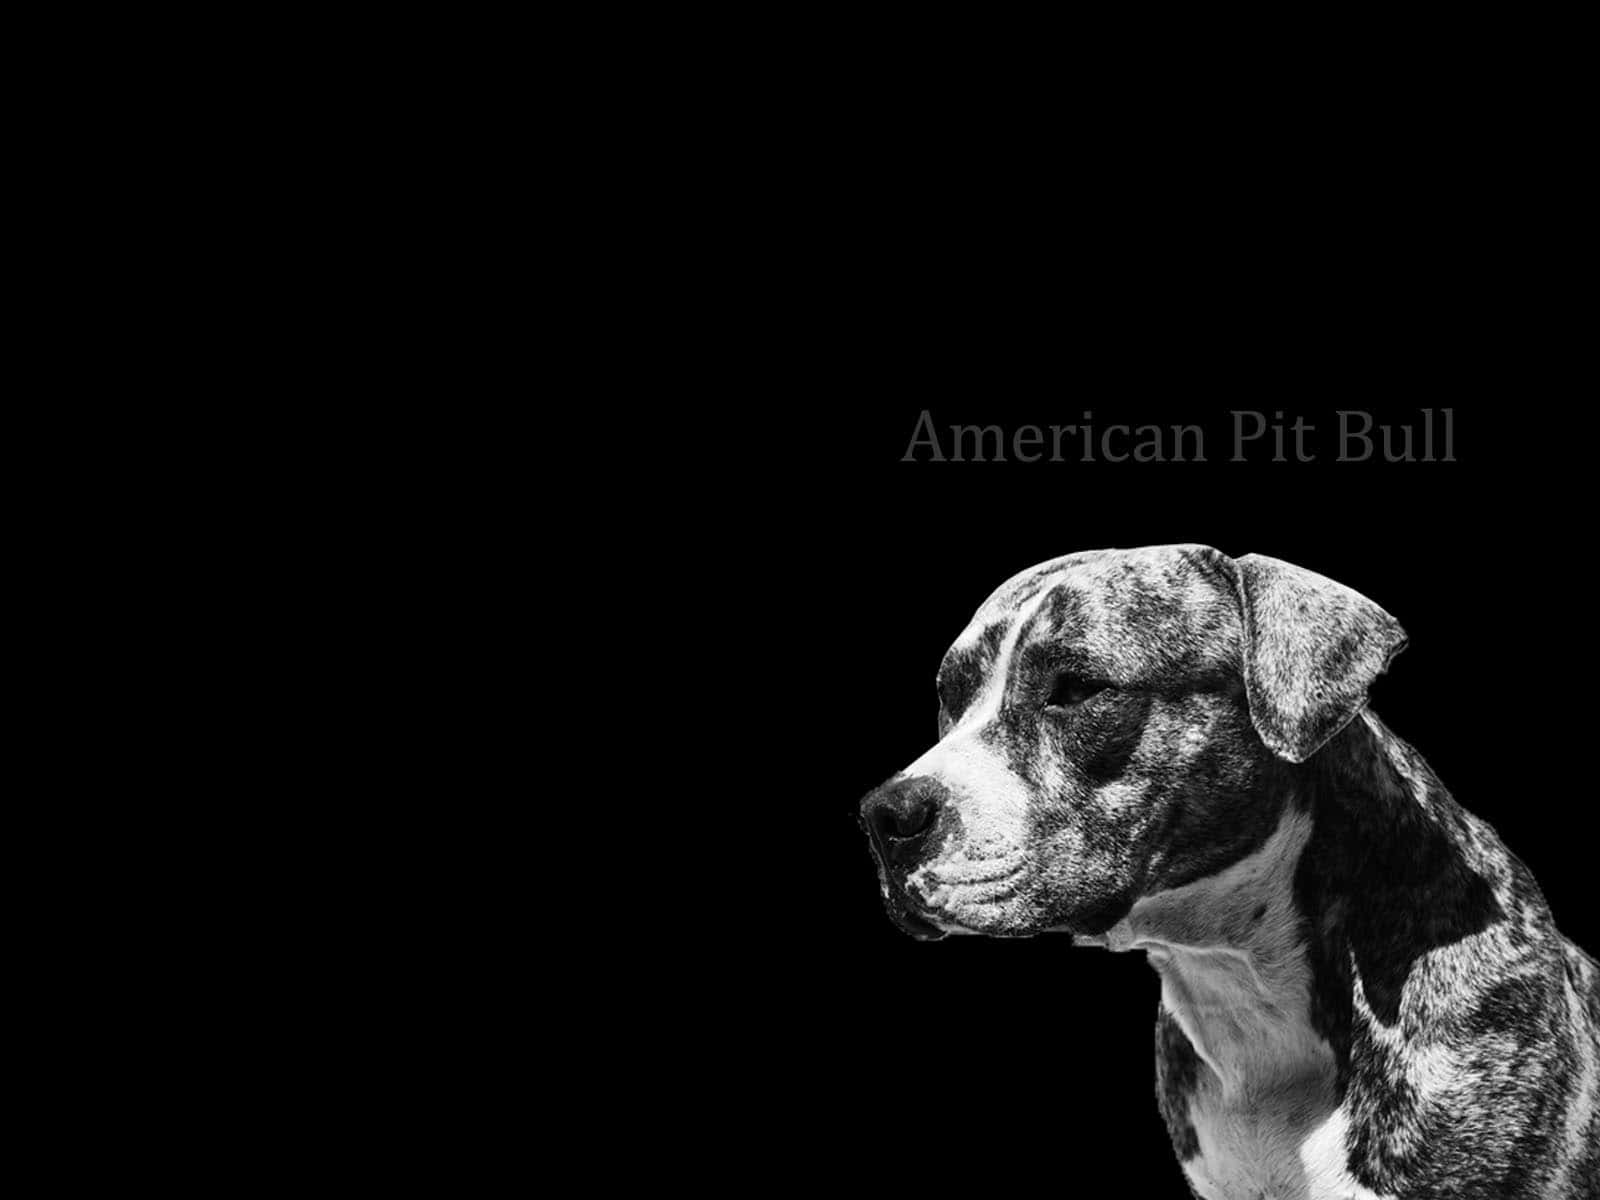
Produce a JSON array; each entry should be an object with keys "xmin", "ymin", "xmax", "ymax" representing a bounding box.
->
[{"xmin": 858, "ymin": 546, "xmax": 1599, "ymax": 1199}]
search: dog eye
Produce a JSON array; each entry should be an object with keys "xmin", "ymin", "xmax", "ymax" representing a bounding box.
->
[{"xmin": 1046, "ymin": 674, "xmax": 1109, "ymax": 708}]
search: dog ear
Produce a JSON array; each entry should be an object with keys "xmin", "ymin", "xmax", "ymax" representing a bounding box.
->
[{"xmin": 1223, "ymin": 553, "xmax": 1408, "ymax": 763}]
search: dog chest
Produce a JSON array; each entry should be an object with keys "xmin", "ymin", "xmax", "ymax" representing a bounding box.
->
[
  {"xmin": 1182, "ymin": 1097, "xmax": 1397, "ymax": 1200},
  {"xmin": 1183, "ymin": 1098, "xmax": 1306, "ymax": 1199}
]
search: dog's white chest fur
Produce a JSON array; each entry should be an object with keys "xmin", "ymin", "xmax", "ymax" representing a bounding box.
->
[
  {"xmin": 1168, "ymin": 942, "xmax": 1369, "ymax": 1199},
  {"xmin": 1184, "ymin": 1100, "xmax": 1394, "ymax": 1200},
  {"xmin": 1109, "ymin": 809, "xmax": 1397, "ymax": 1200}
]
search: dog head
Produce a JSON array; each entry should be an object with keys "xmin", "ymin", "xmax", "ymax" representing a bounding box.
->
[{"xmin": 859, "ymin": 545, "xmax": 1406, "ymax": 940}]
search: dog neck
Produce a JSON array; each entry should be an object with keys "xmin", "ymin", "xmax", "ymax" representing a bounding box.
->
[
  {"xmin": 1106, "ymin": 802, "xmax": 1328, "ymax": 1098},
  {"xmin": 1098, "ymin": 711, "xmax": 1498, "ymax": 1102},
  {"xmin": 1294, "ymin": 710, "xmax": 1507, "ymax": 1031}
]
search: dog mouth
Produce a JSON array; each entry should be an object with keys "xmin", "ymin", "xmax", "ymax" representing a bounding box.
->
[
  {"xmin": 885, "ymin": 898, "xmax": 948, "ymax": 941},
  {"xmin": 867, "ymin": 841, "xmax": 953, "ymax": 940},
  {"xmin": 875, "ymin": 861, "xmax": 1031, "ymax": 941},
  {"xmin": 870, "ymin": 862, "xmax": 950, "ymax": 940}
]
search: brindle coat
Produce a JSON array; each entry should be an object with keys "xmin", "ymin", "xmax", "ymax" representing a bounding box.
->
[{"xmin": 859, "ymin": 545, "xmax": 1599, "ymax": 1199}]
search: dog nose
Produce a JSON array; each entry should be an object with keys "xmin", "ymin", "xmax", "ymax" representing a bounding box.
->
[{"xmin": 860, "ymin": 775, "xmax": 947, "ymax": 868}]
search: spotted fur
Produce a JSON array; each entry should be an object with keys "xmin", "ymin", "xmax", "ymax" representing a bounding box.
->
[{"xmin": 858, "ymin": 545, "xmax": 1600, "ymax": 1199}]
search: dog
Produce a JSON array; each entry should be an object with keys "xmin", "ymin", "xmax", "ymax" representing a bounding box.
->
[{"xmin": 858, "ymin": 546, "xmax": 1599, "ymax": 1199}]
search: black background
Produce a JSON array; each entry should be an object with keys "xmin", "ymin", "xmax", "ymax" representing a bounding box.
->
[{"xmin": 719, "ymin": 316, "xmax": 1594, "ymax": 1194}]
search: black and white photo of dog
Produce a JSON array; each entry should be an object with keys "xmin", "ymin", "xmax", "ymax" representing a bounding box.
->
[{"xmin": 858, "ymin": 545, "xmax": 1599, "ymax": 1199}]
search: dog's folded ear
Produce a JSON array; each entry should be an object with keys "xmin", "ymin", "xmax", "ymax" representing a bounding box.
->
[{"xmin": 1220, "ymin": 553, "xmax": 1408, "ymax": 763}]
